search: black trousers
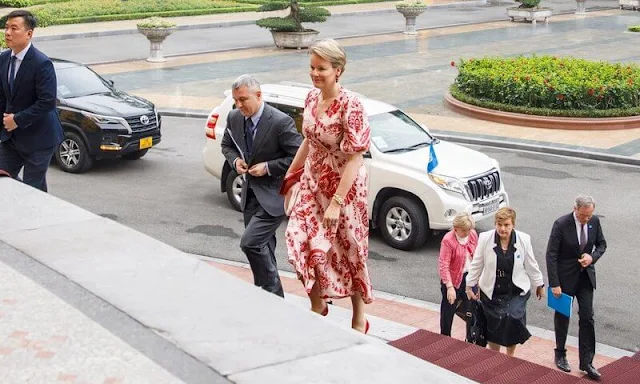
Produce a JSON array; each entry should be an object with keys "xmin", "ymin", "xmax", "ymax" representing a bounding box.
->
[
  {"xmin": 241, "ymin": 189, "xmax": 285, "ymax": 297},
  {"xmin": 0, "ymin": 139, "xmax": 55, "ymax": 192},
  {"xmin": 440, "ymin": 275, "xmax": 469, "ymax": 337},
  {"xmin": 554, "ymin": 271, "xmax": 595, "ymax": 365}
]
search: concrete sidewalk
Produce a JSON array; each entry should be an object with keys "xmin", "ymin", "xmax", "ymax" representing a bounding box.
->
[{"xmin": 207, "ymin": 256, "xmax": 633, "ymax": 379}]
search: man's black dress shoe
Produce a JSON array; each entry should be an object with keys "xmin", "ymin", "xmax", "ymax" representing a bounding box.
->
[
  {"xmin": 554, "ymin": 354, "xmax": 571, "ymax": 372},
  {"xmin": 579, "ymin": 364, "xmax": 601, "ymax": 381}
]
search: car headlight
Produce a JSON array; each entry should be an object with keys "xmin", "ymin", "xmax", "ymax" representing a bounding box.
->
[
  {"xmin": 82, "ymin": 111, "xmax": 127, "ymax": 126},
  {"xmin": 491, "ymin": 158, "xmax": 500, "ymax": 171},
  {"xmin": 429, "ymin": 173, "xmax": 472, "ymax": 201}
]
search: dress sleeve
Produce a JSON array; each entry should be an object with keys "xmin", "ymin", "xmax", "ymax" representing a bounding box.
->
[
  {"xmin": 302, "ymin": 89, "xmax": 317, "ymax": 139},
  {"xmin": 339, "ymin": 94, "xmax": 370, "ymax": 154}
]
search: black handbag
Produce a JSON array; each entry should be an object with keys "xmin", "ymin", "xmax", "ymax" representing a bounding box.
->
[{"xmin": 466, "ymin": 301, "xmax": 487, "ymax": 347}]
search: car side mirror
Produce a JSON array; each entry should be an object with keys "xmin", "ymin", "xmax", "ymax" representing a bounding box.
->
[{"xmin": 108, "ymin": 79, "xmax": 115, "ymax": 87}]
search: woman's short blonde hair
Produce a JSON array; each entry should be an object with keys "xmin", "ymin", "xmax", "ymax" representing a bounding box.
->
[
  {"xmin": 309, "ymin": 38, "xmax": 347, "ymax": 75},
  {"xmin": 495, "ymin": 207, "xmax": 516, "ymax": 226},
  {"xmin": 452, "ymin": 212, "xmax": 474, "ymax": 231}
]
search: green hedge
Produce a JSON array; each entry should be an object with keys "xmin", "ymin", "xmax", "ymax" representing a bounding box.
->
[
  {"xmin": 33, "ymin": 6, "xmax": 258, "ymax": 26},
  {"xmin": 629, "ymin": 25, "xmax": 640, "ymax": 32},
  {"xmin": 453, "ymin": 56, "xmax": 640, "ymax": 116},
  {"xmin": 0, "ymin": 0, "xmax": 69, "ymax": 6}
]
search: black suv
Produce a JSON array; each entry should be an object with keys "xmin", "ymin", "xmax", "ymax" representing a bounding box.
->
[{"xmin": 53, "ymin": 59, "xmax": 162, "ymax": 173}]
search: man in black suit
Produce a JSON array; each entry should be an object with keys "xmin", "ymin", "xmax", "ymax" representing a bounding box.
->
[
  {"xmin": 546, "ymin": 195, "xmax": 607, "ymax": 380},
  {"xmin": 0, "ymin": 10, "xmax": 63, "ymax": 192},
  {"xmin": 221, "ymin": 74, "xmax": 302, "ymax": 297}
]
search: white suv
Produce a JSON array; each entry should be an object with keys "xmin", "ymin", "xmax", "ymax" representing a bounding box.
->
[{"xmin": 203, "ymin": 83, "xmax": 509, "ymax": 250}]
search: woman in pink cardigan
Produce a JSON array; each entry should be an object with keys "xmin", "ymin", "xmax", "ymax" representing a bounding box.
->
[{"xmin": 438, "ymin": 212, "xmax": 479, "ymax": 336}]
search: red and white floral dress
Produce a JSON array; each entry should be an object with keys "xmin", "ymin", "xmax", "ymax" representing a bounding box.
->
[{"xmin": 286, "ymin": 87, "xmax": 373, "ymax": 304}]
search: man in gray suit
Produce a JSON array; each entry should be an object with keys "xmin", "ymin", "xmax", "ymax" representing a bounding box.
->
[{"xmin": 221, "ymin": 75, "xmax": 302, "ymax": 297}]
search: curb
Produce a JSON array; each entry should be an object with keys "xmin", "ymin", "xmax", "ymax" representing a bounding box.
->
[
  {"xmin": 434, "ymin": 133, "xmax": 640, "ymax": 167},
  {"xmin": 159, "ymin": 108, "xmax": 210, "ymax": 119},
  {"xmin": 444, "ymin": 92, "xmax": 640, "ymax": 131},
  {"xmin": 158, "ymin": 108, "xmax": 640, "ymax": 166},
  {"xmin": 29, "ymin": 0, "xmax": 486, "ymax": 42}
]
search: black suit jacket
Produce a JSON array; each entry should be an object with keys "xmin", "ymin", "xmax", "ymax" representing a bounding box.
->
[
  {"xmin": 545, "ymin": 212, "xmax": 607, "ymax": 295},
  {"xmin": 220, "ymin": 103, "xmax": 302, "ymax": 217},
  {"xmin": 0, "ymin": 45, "xmax": 63, "ymax": 153}
]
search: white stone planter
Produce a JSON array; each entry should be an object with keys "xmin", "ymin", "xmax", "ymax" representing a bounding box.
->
[
  {"xmin": 507, "ymin": 7, "xmax": 552, "ymax": 25},
  {"xmin": 138, "ymin": 27, "xmax": 176, "ymax": 62},
  {"xmin": 575, "ymin": 0, "xmax": 587, "ymax": 14},
  {"xmin": 620, "ymin": 0, "xmax": 640, "ymax": 10},
  {"xmin": 396, "ymin": 6, "xmax": 428, "ymax": 35},
  {"xmin": 270, "ymin": 30, "xmax": 319, "ymax": 49}
]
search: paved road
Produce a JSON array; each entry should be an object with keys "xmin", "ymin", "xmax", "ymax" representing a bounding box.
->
[
  {"xmin": 47, "ymin": 116, "xmax": 640, "ymax": 352},
  {"xmin": 35, "ymin": 0, "xmax": 621, "ymax": 64}
]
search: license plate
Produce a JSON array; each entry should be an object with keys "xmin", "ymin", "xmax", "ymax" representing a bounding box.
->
[
  {"xmin": 139, "ymin": 137, "xmax": 153, "ymax": 150},
  {"xmin": 482, "ymin": 198, "xmax": 501, "ymax": 215}
]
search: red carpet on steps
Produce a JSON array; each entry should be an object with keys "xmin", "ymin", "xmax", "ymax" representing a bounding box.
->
[{"xmin": 388, "ymin": 329, "xmax": 640, "ymax": 384}]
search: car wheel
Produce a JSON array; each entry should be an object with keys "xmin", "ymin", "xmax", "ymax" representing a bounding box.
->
[
  {"xmin": 56, "ymin": 131, "xmax": 93, "ymax": 174},
  {"xmin": 225, "ymin": 170, "xmax": 243, "ymax": 212},
  {"xmin": 378, "ymin": 196, "xmax": 429, "ymax": 251},
  {"xmin": 123, "ymin": 148, "xmax": 149, "ymax": 160}
]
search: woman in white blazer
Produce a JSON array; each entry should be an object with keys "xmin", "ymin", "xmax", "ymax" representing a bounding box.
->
[{"xmin": 465, "ymin": 207, "xmax": 545, "ymax": 357}]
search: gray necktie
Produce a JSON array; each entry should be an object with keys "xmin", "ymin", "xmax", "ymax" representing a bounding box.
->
[{"xmin": 8, "ymin": 55, "xmax": 17, "ymax": 93}]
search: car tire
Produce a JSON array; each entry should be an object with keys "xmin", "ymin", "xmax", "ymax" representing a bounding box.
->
[
  {"xmin": 55, "ymin": 131, "xmax": 94, "ymax": 174},
  {"xmin": 378, "ymin": 196, "xmax": 429, "ymax": 251},
  {"xmin": 123, "ymin": 148, "xmax": 149, "ymax": 160},
  {"xmin": 225, "ymin": 169, "xmax": 243, "ymax": 212}
]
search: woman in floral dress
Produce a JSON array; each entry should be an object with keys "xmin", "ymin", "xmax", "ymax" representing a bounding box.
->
[{"xmin": 285, "ymin": 39, "xmax": 372, "ymax": 334}]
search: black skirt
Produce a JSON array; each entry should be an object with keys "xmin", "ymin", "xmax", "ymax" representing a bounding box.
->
[{"xmin": 480, "ymin": 290, "xmax": 531, "ymax": 346}]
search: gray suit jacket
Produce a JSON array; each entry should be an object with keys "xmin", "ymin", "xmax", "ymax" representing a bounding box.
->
[{"xmin": 220, "ymin": 103, "xmax": 302, "ymax": 217}]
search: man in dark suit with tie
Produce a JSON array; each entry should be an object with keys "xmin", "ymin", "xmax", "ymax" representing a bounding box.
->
[
  {"xmin": 221, "ymin": 74, "xmax": 302, "ymax": 297},
  {"xmin": 546, "ymin": 195, "xmax": 607, "ymax": 380},
  {"xmin": 0, "ymin": 10, "xmax": 63, "ymax": 192}
]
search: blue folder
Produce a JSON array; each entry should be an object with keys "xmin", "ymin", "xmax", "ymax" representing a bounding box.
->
[{"xmin": 547, "ymin": 286, "xmax": 573, "ymax": 318}]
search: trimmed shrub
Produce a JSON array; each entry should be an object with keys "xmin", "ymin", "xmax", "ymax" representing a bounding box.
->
[
  {"xmin": 515, "ymin": 0, "xmax": 542, "ymax": 8},
  {"xmin": 629, "ymin": 25, "xmax": 640, "ymax": 32},
  {"xmin": 396, "ymin": 0, "xmax": 427, "ymax": 8},
  {"xmin": 0, "ymin": 0, "xmax": 31, "ymax": 6},
  {"xmin": 452, "ymin": 56, "xmax": 640, "ymax": 117},
  {"xmin": 256, "ymin": 0, "xmax": 330, "ymax": 32},
  {"xmin": 136, "ymin": 17, "xmax": 177, "ymax": 29}
]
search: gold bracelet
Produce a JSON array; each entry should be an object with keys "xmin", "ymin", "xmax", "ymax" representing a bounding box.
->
[{"xmin": 332, "ymin": 193, "xmax": 345, "ymax": 206}]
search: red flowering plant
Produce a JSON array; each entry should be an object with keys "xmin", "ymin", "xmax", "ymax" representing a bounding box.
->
[{"xmin": 450, "ymin": 55, "xmax": 640, "ymax": 118}]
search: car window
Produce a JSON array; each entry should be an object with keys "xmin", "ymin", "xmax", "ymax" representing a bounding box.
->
[
  {"xmin": 56, "ymin": 66, "xmax": 112, "ymax": 98},
  {"xmin": 368, "ymin": 110, "xmax": 433, "ymax": 153},
  {"xmin": 268, "ymin": 103, "xmax": 303, "ymax": 133}
]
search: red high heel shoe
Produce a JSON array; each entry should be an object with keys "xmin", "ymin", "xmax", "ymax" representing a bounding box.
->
[
  {"xmin": 365, "ymin": 319, "xmax": 370, "ymax": 334},
  {"xmin": 321, "ymin": 304, "xmax": 329, "ymax": 317}
]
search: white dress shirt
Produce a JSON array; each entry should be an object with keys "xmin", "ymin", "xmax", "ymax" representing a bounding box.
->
[{"xmin": 8, "ymin": 42, "xmax": 31, "ymax": 84}]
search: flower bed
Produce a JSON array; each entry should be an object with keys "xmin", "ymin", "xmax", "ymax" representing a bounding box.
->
[{"xmin": 451, "ymin": 56, "xmax": 640, "ymax": 118}]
